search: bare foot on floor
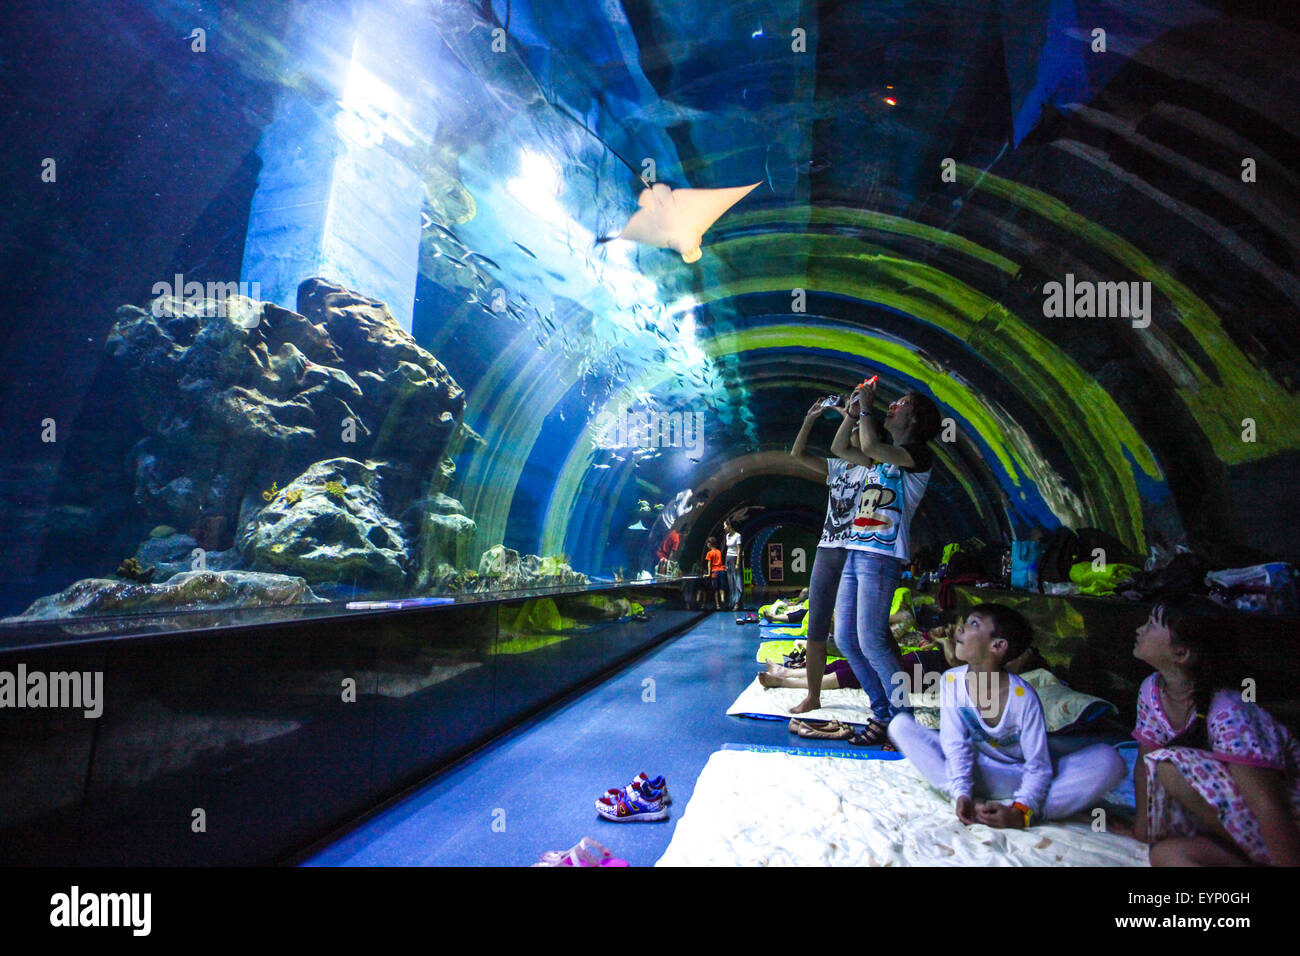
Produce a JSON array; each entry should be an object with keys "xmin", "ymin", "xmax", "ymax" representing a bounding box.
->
[{"xmin": 789, "ymin": 694, "xmax": 821, "ymax": 714}]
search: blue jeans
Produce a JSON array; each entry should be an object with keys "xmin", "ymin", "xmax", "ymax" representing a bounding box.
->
[
  {"xmin": 805, "ymin": 546, "xmax": 849, "ymax": 644},
  {"xmin": 834, "ymin": 549, "xmax": 905, "ymax": 720},
  {"xmin": 726, "ymin": 556, "xmax": 742, "ymax": 608}
]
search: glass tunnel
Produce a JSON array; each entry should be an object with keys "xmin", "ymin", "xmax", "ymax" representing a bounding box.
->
[
  {"xmin": 1, "ymin": 0, "xmax": 1299, "ymax": 875},
  {"xmin": 2, "ymin": 0, "xmax": 1298, "ymax": 615}
]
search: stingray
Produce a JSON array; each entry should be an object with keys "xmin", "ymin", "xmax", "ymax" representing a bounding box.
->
[
  {"xmin": 546, "ymin": 102, "xmax": 760, "ymax": 262},
  {"xmin": 602, "ymin": 181, "xmax": 761, "ymax": 263}
]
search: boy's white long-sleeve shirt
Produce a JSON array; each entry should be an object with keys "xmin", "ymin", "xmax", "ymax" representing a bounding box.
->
[{"xmin": 938, "ymin": 665, "xmax": 1053, "ymax": 815}]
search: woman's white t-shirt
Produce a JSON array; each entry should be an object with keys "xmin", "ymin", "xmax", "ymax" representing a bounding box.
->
[
  {"xmin": 843, "ymin": 442, "xmax": 932, "ymax": 563},
  {"xmin": 820, "ymin": 458, "xmax": 869, "ymax": 549},
  {"xmin": 725, "ymin": 532, "xmax": 741, "ymax": 558}
]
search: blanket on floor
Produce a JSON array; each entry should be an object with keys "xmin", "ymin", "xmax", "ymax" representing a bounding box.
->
[
  {"xmin": 655, "ymin": 749, "xmax": 1148, "ymax": 867},
  {"xmin": 728, "ymin": 676, "xmax": 877, "ymax": 724}
]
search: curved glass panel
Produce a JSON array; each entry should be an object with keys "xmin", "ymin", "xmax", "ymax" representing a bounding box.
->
[{"xmin": 2, "ymin": 0, "xmax": 1298, "ymax": 629}]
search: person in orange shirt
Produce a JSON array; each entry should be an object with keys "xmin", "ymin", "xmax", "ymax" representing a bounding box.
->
[{"xmin": 705, "ymin": 538, "xmax": 726, "ymax": 610}]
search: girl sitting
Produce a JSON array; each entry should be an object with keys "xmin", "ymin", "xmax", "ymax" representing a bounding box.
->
[{"xmin": 1130, "ymin": 599, "xmax": 1300, "ymax": 866}]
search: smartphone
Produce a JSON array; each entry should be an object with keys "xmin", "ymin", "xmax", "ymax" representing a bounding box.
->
[{"xmin": 818, "ymin": 394, "xmax": 841, "ymax": 409}]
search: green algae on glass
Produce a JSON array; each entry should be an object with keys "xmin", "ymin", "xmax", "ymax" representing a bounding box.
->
[{"xmin": 955, "ymin": 162, "xmax": 1300, "ymax": 465}]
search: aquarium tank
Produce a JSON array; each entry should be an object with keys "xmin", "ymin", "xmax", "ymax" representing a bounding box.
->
[{"xmin": 1, "ymin": 0, "xmax": 1298, "ymax": 626}]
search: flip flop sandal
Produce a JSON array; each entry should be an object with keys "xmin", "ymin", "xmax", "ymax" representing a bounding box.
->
[{"xmin": 534, "ymin": 837, "xmax": 629, "ymax": 867}]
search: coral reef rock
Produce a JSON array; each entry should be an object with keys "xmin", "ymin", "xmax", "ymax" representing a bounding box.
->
[
  {"xmin": 107, "ymin": 277, "xmax": 464, "ymax": 533},
  {"xmin": 479, "ymin": 544, "xmax": 588, "ymax": 591},
  {"xmin": 5, "ymin": 570, "xmax": 325, "ymax": 621},
  {"xmin": 134, "ymin": 533, "xmax": 241, "ymax": 580},
  {"xmin": 239, "ymin": 458, "xmax": 406, "ymax": 589},
  {"xmin": 408, "ymin": 493, "xmax": 477, "ymax": 591}
]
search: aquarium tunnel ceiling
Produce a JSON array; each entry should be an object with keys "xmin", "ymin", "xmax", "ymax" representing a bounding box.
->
[{"xmin": 2, "ymin": 0, "xmax": 1299, "ymax": 608}]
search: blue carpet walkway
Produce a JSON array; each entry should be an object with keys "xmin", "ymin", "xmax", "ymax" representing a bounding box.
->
[{"xmin": 304, "ymin": 611, "xmax": 878, "ymax": 866}]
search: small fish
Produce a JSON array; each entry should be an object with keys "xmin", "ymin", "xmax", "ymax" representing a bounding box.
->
[
  {"xmin": 430, "ymin": 221, "xmax": 464, "ymax": 244},
  {"xmin": 513, "ymin": 241, "xmax": 538, "ymax": 259},
  {"xmin": 466, "ymin": 252, "xmax": 501, "ymax": 270}
]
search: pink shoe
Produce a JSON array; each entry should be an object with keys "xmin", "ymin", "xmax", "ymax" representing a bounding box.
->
[{"xmin": 533, "ymin": 837, "xmax": 629, "ymax": 867}]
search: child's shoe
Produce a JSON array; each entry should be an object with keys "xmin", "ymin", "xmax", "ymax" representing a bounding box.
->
[
  {"xmin": 596, "ymin": 785, "xmax": 669, "ymax": 822},
  {"xmin": 600, "ymin": 772, "xmax": 670, "ymax": 806}
]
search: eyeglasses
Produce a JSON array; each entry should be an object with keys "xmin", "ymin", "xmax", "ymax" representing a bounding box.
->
[{"xmin": 887, "ymin": 398, "xmax": 912, "ymax": 411}]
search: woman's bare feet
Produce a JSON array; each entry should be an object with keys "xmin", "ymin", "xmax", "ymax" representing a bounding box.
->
[
  {"xmin": 789, "ymin": 694, "xmax": 821, "ymax": 713},
  {"xmin": 759, "ymin": 662, "xmax": 804, "ymax": 688}
]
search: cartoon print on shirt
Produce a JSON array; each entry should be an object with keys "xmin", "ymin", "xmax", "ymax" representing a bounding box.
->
[
  {"xmin": 823, "ymin": 462, "xmax": 865, "ymax": 543},
  {"xmin": 852, "ymin": 479, "xmax": 900, "ymax": 543},
  {"xmin": 957, "ymin": 707, "xmax": 1021, "ymax": 749}
]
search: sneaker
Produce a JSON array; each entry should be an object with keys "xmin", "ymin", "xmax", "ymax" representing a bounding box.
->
[
  {"xmin": 596, "ymin": 786, "xmax": 668, "ymax": 823},
  {"xmin": 600, "ymin": 773, "xmax": 671, "ymax": 807},
  {"xmin": 633, "ymin": 773, "xmax": 670, "ymax": 805}
]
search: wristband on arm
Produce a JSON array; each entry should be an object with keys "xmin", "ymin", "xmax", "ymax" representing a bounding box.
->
[{"xmin": 1011, "ymin": 801, "xmax": 1033, "ymax": 828}]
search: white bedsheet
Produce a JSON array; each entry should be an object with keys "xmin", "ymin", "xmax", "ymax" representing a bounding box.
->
[
  {"xmin": 726, "ymin": 676, "xmax": 879, "ymax": 724},
  {"xmin": 655, "ymin": 749, "xmax": 1149, "ymax": 867}
]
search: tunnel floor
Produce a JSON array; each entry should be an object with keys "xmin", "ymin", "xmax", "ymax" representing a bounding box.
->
[{"xmin": 304, "ymin": 610, "xmax": 890, "ymax": 867}]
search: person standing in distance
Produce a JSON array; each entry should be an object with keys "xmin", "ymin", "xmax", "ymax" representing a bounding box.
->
[{"xmin": 724, "ymin": 519, "xmax": 743, "ymax": 610}]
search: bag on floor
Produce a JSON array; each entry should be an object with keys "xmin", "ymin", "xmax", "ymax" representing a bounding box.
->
[
  {"xmin": 1010, "ymin": 540, "xmax": 1042, "ymax": 591},
  {"xmin": 1075, "ymin": 527, "xmax": 1142, "ymax": 570},
  {"xmin": 1039, "ymin": 528, "xmax": 1079, "ymax": 583}
]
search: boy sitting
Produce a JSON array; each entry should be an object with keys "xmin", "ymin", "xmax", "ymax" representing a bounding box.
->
[{"xmin": 889, "ymin": 603, "xmax": 1125, "ymax": 827}]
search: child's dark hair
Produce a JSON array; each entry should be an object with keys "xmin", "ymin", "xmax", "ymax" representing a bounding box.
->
[
  {"xmin": 706, "ymin": 537, "xmax": 718, "ymax": 548},
  {"xmin": 1156, "ymin": 598, "xmax": 1229, "ymax": 750},
  {"xmin": 905, "ymin": 392, "xmax": 942, "ymax": 443},
  {"xmin": 971, "ymin": 604, "xmax": 1033, "ymax": 663}
]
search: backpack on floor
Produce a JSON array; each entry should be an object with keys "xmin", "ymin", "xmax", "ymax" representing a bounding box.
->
[
  {"xmin": 1039, "ymin": 528, "xmax": 1080, "ymax": 583},
  {"xmin": 1075, "ymin": 527, "xmax": 1142, "ymax": 571}
]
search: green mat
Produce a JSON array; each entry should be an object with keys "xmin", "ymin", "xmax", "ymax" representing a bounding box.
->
[{"xmin": 756, "ymin": 640, "xmax": 844, "ymax": 664}]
